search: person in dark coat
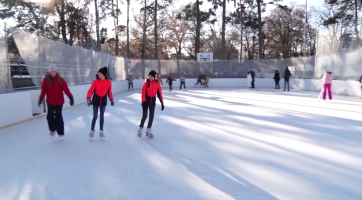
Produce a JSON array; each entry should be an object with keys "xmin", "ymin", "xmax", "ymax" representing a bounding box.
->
[
  {"xmin": 273, "ymin": 70, "xmax": 280, "ymax": 89},
  {"xmin": 195, "ymin": 74, "xmax": 205, "ymax": 86},
  {"xmin": 250, "ymin": 70, "xmax": 255, "ymax": 88},
  {"xmin": 284, "ymin": 66, "xmax": 291, "ymax": 91}
]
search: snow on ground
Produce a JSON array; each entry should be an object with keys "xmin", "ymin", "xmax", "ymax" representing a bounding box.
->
[{"xmin": 0, "ymin": 87, "xmax": 361, "ymax": 200}]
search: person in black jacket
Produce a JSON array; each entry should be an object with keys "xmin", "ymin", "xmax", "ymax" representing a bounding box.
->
[
  {"xmin": 273, "ymin": 70, "xmax": 280, "ymax": 89},
  {"xmin": 195, "ymin": 74, "xmax": 205, "ymax": 87},
  {"xmin": 250, "ymin": 70, "xmax": 255, "ymax": 88},
  {"xmin": 284, "ymin": 66, "xmax": 291, "ymax": 91}
]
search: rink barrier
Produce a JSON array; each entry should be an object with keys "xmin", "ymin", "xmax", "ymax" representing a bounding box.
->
[{"xmin": 0, "ymin": 78, "xmax": 361, "ymax": 130}]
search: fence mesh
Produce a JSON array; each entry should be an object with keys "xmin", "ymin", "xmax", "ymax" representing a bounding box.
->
[
  {"xmin": 0, "ymin": 37, "xmax": 11, "ymax": 93},
  {"xmin": 315, "ymin": 23, "xmax": 362, "ymax": 80},
  {"xmin": 3, "ymin": 27, "xmax": 362, "ymax": 93}
]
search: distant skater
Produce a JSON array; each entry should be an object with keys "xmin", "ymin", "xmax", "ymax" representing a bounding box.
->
[
  {"xmin": 179, "ymin": 72, "xmax": 187, "ymax": 91},
  {"xmin": 273, "ymin": 70, "xmax": 280, "ymax": 89},
  {"xmin": 247, "ymin": 72, "xmax": 252, "ymax": 89},
  {"xmin": 321, "ymin": 71, "xmax": 333, "ymax": 101}
]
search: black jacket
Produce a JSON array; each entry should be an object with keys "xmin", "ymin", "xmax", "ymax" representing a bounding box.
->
[
  {"xmin": 284, "ymin": 69, "xmax": 291, "ymax": 81},
  {"xmin": 273, "ymin": 73, "xmax": 280, "ymax": 81}
]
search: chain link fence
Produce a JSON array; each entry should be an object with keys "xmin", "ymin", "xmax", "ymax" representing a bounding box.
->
[
  {"xmin": 315, "ymin": 22, "xmax": 362, "ymax": 80},
  {"xmin": 1, "ymin": 27, "xmax": 361, "ymax": 93}
]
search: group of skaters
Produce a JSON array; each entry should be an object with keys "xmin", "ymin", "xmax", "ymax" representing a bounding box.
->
[
  {"xmin": 38, "ymin": 63, "xmax": 362, "ymax": 140},
  {"xmin": 38, "ymin": 64, "xmax": 164, "ymax": 140},
  {"xmin": 127, "ymin": 72, "xmax": 210, "ymax": 92}
]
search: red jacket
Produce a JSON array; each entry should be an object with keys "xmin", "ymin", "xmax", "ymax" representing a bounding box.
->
[
  {"xmin": 87, "ymin": 78, "xmax": 113, "ymax": 107},
  {"xmin": 142, "ymin": 80, "xmax": 163, "ymax": 106},
  {"xmin": 40, "ymin": 77, "xmax": 72, "ymax": 105}
]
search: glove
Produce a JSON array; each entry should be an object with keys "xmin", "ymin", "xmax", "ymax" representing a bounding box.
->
[
  {"xmin": 69, "ymin": 96, "xmax": 74, "ymax": 106},
  {"xmin": 141, "ymin": 102, "xmax": 146, "ymax": 107},
  {"xmin": 161, "ymin": 102, "xmax": 164, "ymax": 111},
  {"xmin": 111, "ymin": 99, "xmax": 114, "ymax": 106},
  {"xmin": 87, "ymin": 98, "xmax": 92, "ymax": 106},
  {"xmin": 38, "ymin": 97, "xmax": 43, "ymax": 107}
]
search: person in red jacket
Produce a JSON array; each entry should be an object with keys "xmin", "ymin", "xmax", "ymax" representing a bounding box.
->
[
  {"xmin": 38, "ymin": 64, "xmax": 74, "ymax": 139},
  {"xmin": 87, "ymin": 67, "xmax": 114, "ymax": 140},
  {"xmin": 138, "ymin": 70, "xmax": 164, "ymax": 137}
]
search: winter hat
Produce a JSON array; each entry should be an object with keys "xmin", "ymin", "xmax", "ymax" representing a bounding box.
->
[
  {"xmin": 149, "ymin": 70, "xmax": 157, "ymax": 78},
  {"xmin": 49, "ymin": 64, "xmax": 58, "ymax": 72},
  {"xmin": 98, "ymin": 67, "xmax": 108, "ymax": 76}
]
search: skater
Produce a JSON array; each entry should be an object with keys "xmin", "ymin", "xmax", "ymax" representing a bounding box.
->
[
  {"xmin": 321, "ymin": 71, "xmax": 333, "ymax": 101},
  {"xmin": 203, "ymin": 75, "xmax": 210, "ymax": 87},
  {"xmin": 273, "ymin": 70, "xmax": 280, "ymax": 89},
  {"xmin": 247, "ymin": 71, "xmax": 252, "ymax": 89},
  {"xmin": 179, "ymin": 72, "xmax": 186, "ymax": 91},
  {"xmin": 249, "ymin": 69, "xmax": 255, "ymax": 88},
  {"xmin": 38, "ymin": 64, "xmax": 74, "ymax": 139},
  {"xmin": 157, "ymin": 73, "xmax": 163, "ymax": 85},
  {"xmin": 138, "ymin": 70, "xmax": 164, "ymax": 137},
  {"xmin": 86, "ymin": 67, "xmax": 114, "ymax": 140},
  {"xmin": 166, "ymin": 73, "xmax": 175, "ymax": 92},
  {"xmin": 283, "ymin": 66, "xmax": 291, "ymax": 91},
  {"xmin": 127, "ymin": 74, "xmax": 134, "ymax": 91},
  {"xmin": 195, "ymin": 74, "xmax": 205, "ymax": 86}
]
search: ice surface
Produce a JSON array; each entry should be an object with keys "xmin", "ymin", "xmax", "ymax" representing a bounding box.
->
[{"xmin": 0, "ymin": 88, "xmax": 361, "ymax": 200}]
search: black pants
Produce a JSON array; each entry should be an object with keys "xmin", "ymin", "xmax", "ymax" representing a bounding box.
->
[
  {"xmin": 180, "ymin": 82, "xmax": 186, "ymax": 89},
  {"xmin": 195, "ymin": 80, "xmax": 202, "ymax": 85},
  {"xmin": 252, "ymin": 80, "xmax": 255, "ymax": 88},
  {"xmin": 284, "ymin": 80, "xmax": 289, "ymax": 91},
  {"xmin": 47, "ymin": 104, "xmax": 64, "ymax": 135},
  {"xmin": 169, "ymin": 84, "xmax": 173, "ymax": 90},
  {"xmin": 91, "ymin": 105, "xmax": 106, "ymax": 130},
  {"xmin": 275, "ymin": 80, "xmax": 280, "ymax": 89},
  {"xmin": 129, "ymin": 83, "xmax": 133, "ymax": 89},
  {"xmin": 139, "ymin": 104, "xmax": 155, "ymax": 128}
]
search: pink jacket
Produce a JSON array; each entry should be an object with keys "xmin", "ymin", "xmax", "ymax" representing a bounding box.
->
[{"xmin": 321, "ymin": 73, "xmax": 332, "ymax": 84}]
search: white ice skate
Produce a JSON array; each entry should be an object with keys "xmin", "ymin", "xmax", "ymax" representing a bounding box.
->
[
  {"xmin": 59, "ymin": 135, "xmax": 64, "ymax": 140},
  {"xmin": 138, "ymin": 127, "xmax": 143, "ymax": 137},
  {"xmin": 50, "ymin": 131, "xmax": 55, "ymax": 139},
  {"xmin": 100, "ymin": 130, "xmax": 105, "ymax": 140},
  {"xmin": 89, "ymin": 130, "xmax": 95, "ymax": 140},
  {"xmin": 146, "ymin": 128, "xmax": 153, "ymax": 138}
]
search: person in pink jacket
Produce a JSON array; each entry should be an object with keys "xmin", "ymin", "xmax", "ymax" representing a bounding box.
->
[{"xmin": 321, "ymin": 71, "xmax": 333, "ymax": 100}]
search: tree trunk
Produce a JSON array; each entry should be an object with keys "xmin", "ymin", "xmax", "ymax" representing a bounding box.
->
[
  {"xmin": 354, "ymin": 0, "xmax": 359, "ymax": 46},
  {"xmin": 60, "ymin": 0, "xmax": 67, "ymax": 43},
  {"xmin": 257, "ymin": 0, "xmax": 262, "ymax": 59},
  {"xmin": 115, "ymin": 0, "xmax": 119, "ymax": 56},
  {"xmin": 94, "ymin": 0, "xmax": 100, "ymax": 50},
  {"xmin": 195, "ymin": 0, "xmax": 200, "ymax": 60},
  {"xmin": 155, "ymin": 0, "xmax": 160, "ymax": 73},
  {"xmin": 127, "ymin": 0, "xmax": 130, "ymax": 59},
  {"xmin": 221, "ymin": 0, "xmax": 226, "ymax": 60},
  {"xmin": 142, "ymin": 0, "xmax": 147, "ymax": 78},
  {"xmin": 239, "ymin": 0, "xmax": 243, "ymax": 62}
]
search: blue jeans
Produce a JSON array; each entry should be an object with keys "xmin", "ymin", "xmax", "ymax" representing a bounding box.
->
[
  {"xmin": 91, "ymin": 105, "xmax": 106, "ymax": 130},
  {"xmin": 284, "ymin": 80, "xmax": 289, "ymax": 90}
]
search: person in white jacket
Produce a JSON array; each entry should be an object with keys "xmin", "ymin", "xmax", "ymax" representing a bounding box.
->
[
  {"xmin": 321, "ymin": 71, "xmax": 333, "ymax": 100},
  {"xmin": 247, "ymin": 72, "xmax": 252, "ymax": 89},
  {"xmin": 179, "ymin": 72, "xmax": 186, "ymax": 91}
]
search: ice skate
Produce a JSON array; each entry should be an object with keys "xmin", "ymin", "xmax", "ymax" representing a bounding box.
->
[
  {"xmin": 138, "ymin": 127, "xmax": 143, "ymax": 137},
  {"xmin": 99, "ymin": 130, "xmax": 105, "ymax": 140},
  {"xmin": 146, "ymin": 128, "xmax": 153, "ymax": 138},
  {"xmin": 50, "ymin": 131, "xmax": 55, "ymax": 138},
  {"xmin": 59, "ymin": 135, "xmax": 64, "ymax": 140},
  {"xmin": 89, "ymin": 130, "xmax": 95, "ymax": 140}
]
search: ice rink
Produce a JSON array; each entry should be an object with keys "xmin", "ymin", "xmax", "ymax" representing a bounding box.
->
[{"xmin": 0, "ymin": 87, "xmax": 361, "ymax": 200}]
